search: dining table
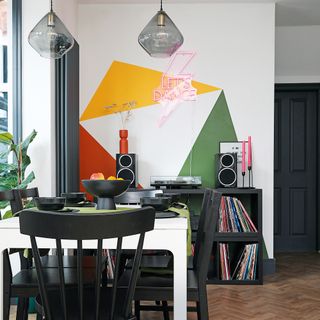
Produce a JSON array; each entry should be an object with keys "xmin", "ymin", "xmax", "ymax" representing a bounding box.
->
[{"xmin": 0, "ymin": 206, "xmax": 188, "ymax": 320}]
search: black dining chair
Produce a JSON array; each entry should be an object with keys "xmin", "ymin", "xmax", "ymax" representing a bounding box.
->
[
  {"xmin": 115, "ymin": 188, "xmax": 172, "ymax": 271},
  {"xmin": 0, "ymin": 188, "xmax": 99, "ymax": 320},
  {"xmin": 19, "ymin": 206, "xmax": 156, "ymax": 319},
  {"xmin": 120, "ymin": 189, "xmax": 221, "ymax": 320}
]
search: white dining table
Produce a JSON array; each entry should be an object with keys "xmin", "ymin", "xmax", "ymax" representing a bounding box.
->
[{"xmin": 0, "ymin": 214, "xmax": 188, "ymax": 319}]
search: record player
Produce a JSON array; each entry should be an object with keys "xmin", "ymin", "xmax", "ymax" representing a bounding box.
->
[{"xmin": 150, "ymin": 176, "xmax": 202, "ymax": 189}]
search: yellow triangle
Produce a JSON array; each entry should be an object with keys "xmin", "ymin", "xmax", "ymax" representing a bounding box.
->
[{"xmin": 80, "ymin": 61, "xmax": 220, "ymax": 122}]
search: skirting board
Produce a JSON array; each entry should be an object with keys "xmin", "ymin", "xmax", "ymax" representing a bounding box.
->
[{"xmin": 263, "ymin": 258, "xmax": 276, "ymax": 275}]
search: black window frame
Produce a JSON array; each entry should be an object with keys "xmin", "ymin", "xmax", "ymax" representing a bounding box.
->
[{"xmin": 12, "ymin": 0, "xmax": 22, "ymax": 143}]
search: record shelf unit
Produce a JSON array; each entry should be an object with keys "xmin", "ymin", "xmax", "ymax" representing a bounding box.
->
[{"xmin": 208, "ymin": 188, "xmax": 263, "ymax": 285}]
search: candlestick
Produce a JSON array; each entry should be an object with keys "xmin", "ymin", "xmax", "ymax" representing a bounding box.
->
[
  {"xmin": 242, "ymin": 140, "xmax": 246, "ymax": 174},
  {"xmin": 248, "ymin": 136, "xmax": 252, "ymax": 168}
]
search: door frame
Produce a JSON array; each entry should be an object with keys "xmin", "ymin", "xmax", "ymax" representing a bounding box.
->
[{"xmin": 275, "ymin": 83, "xmax": 320, "ymax": 251}]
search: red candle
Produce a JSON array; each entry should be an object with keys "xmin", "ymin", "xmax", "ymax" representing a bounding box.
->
[
  {"xmin": 242, "ymin": 140, "xmax": 246, "ymax": 173},
  {"xmin": 248, "ymin": 136, "xmax": 252, "ymax": 168}
]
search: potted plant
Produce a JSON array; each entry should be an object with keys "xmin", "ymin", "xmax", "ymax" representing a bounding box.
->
[{"xmin": 0, "ymin": 130, "xmax": 37, "ymax": 218}]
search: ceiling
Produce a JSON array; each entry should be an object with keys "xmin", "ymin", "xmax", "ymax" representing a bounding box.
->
[{"xmin": 77, "ymin": 0, "xmax": 320, "ymax": 27}]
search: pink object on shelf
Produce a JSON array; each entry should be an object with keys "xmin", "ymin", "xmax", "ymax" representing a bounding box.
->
[
  {"xmin": 248, "ymin": 136, "xmax": 252, "ymax": 168},
  {"xmin": 242, "ymin": 140, "xmax": 246, "ymax": 173}
]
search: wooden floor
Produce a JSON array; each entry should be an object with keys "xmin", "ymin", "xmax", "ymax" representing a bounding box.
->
[{"xmin": 9, "ymin": 253, "xmax": 320, "ymax": 320}]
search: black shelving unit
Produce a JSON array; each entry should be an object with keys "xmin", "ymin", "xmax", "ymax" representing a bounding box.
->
[
  {"xmin": 131, "ymin": 187, "xmax": 263, "ymax": 285},
  {"xmin": 208, "ymin": 188, "xmax": 263, "ymax": 285}
]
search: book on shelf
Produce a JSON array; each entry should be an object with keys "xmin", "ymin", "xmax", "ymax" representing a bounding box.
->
[
  {"xmin": 219, "ymin": 243, "xmax": 258, "ymax": 281},
  {"xmin": 219, "ymin": 243, "xmax": 231, "ymax": 280},
  {"xmin": 103, "ymin": 249, "xmax": 115, "ymax": 279},
  {"xmin": 218, "ymin": 196, "xmax": 258, "ymax": 232}
]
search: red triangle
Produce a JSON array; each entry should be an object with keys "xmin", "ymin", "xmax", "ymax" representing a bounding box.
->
[{"xmin": 79, "ymin": 125, "xmax": 116, "ymax": 197}]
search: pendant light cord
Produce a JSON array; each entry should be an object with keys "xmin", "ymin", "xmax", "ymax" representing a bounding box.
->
[
  {"xmin": 160, "ymin": 0, "xmax": 163, "ymax": 11},
  {"xmin": 50, "ymin": 0, "xmax": 53, "ymax": 11}
]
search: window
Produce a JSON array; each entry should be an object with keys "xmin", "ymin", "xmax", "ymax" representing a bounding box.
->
[
  {"xmin": 0, "ymin": 0, "xmax": 21, "ymax": 157},
  {"xmin": 0, "ymin": 0, "xmax": 9, "ymax": 134}
]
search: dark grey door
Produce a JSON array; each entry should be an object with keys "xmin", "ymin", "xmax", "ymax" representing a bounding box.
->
[{"xmin": 274, "ymin": 90, "xmax": 317, "ymax": 252}]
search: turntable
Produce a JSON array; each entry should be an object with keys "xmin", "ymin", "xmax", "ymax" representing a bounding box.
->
[{"xmin": 150, "ymin": 176, "xmax": 202, "ymax": 189}]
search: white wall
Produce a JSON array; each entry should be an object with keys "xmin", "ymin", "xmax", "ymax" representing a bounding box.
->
[
  {"xmin": 79, "ymin": 3, "xmax": 275, "ymax": 257},
  {"xmin": 54, "ymin": 0, "xmax": 78, "ymax": 41},
  {"xmin": 22, "ymin": 0, "xmax": 78, "ymax": 196},
  {"xmin": 22, "ymin": 0, "xmax": 54, "ymax": 196},
  {"xmin": 276, "ymin": 25, "xmax": 320, "ymax": 83}
]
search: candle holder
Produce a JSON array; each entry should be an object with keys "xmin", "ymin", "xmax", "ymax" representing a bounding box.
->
[{"xmin": 248, "ymin": 166, "xmax": 254, "ymax": 189}]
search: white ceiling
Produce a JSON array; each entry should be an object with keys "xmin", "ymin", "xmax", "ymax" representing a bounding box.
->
[{"xmin": 77, "ymin": 0, "xmax": 320, "ymax": 27}]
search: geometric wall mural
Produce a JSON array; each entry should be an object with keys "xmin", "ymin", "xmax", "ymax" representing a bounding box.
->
[{"xmin": 80, "ymin": 61, "xmax": 235, "ymax": 191}]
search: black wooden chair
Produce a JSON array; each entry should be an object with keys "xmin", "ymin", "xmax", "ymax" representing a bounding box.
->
[
  {"xmin": 19, "ymin": 206, "xmax": 155, "ymax": 319},
  {"xmin": 119, "ymin": 189, "xmax": 221, "ymax": 320},
  {"xmin": 115, "ymin": 188, "xmax": 171, "ymax": 268},
  {"xmin": 0, "ymin": 188, "xmax": 99, "ymax": 320}
]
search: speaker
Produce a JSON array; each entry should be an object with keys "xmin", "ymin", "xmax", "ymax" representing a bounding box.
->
[
  {"xmin": 216, "ymin": 153, "xmax": 237, "ymax": 188},
  {"xmin": 116, "ymin": 153, "xmax": 137, "ymax": 188}
]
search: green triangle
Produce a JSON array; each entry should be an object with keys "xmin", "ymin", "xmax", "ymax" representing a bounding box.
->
[{"xmin": 178, "ymin": 90, "xmax": 237, "ymax": 186}]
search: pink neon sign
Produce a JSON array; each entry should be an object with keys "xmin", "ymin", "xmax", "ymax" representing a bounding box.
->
[{"xmin": 153, "ymin": 51, "xmax": 197, "ymax": 127}]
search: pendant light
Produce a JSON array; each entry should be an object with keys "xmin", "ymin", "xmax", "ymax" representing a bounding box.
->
[
  {"xmin": 138, "ymin": 0, "xmax": 184, "ymax": 58},
  {"xmin": 28, "ymin": 0, "xmax": 74, "ymax": 59}
]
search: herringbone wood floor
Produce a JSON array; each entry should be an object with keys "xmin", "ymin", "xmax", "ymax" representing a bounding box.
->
[{"xmin": 9, "ymin": 253, "xmax": 320, "ymax": 319}]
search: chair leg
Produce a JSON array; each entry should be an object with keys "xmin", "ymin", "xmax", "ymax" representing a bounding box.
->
[
  {"xmin": 162, "ymin": 301, "xmax": 170, "ymax": 320},
  {"xmin": 3, "ymin": 292, "xmax": 10, "ymax": 320},
  {"xmin": 196, "ymin": 288, "xmax": 209, "ymax": 320},
  {"xmin": 135, "ymin": 300, "xmax": 141, "ymax": 320},
  {"xmin": 16, "ymin": 297, "xmax": 29, "ymax": 320}
]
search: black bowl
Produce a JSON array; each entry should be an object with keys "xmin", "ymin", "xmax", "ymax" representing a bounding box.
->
[
  {"xmin": 34, "ymin": 197, "xmax": 66, "ymax": 211},
  {"xmin": 81, "ymin": 180, "xmax": 131, "ymax": 198},
  {"xmin": 81, "ymin": 179, "xmax": 131, "ymax": 209},
  {"xmin": 140, "ymin": 197, "xmax": 171, "ymax": 211},
  {"xmin": 156, "ymin": 193, "xmax": 180, "ymax": 203},
  {"xmin": 61, "ymin": 192, "xmax": 86, "ymax": 204}
]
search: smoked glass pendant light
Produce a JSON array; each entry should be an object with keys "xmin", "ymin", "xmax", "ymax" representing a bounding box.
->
[
  {"xmin": 138, "ymin": 0, "xmax": 184, "ymax": 58},
  {"xmin": 28, "ymin": 0, "xmax": 74, "ymax": 59}
]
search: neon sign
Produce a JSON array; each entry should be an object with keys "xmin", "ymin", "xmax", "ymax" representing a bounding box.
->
[{"xmin": 153, "ymin": 51, "xmax": 197, "ymax": 127}]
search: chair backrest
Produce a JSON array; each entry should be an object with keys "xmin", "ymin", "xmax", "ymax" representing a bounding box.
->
[
  {"xmin": 0, "ymin": 189, "xmax": 23, "ymax": 214},
  {"xmin": 0, "ymin": 187, "xmax": 39, "ymax": 215},
  {"xmin": 193, "ymin": 190, "xmax": 221, "ymax": 285},
  {"xmin": 115, "ymin": 188, "xmax": 163, "ymax": 204},
  {"xmin": 0, "ymin": 188, "xmax": 40, "ymax": 303},
  {"xmin": 19, "ymin": 207, "xmax": 156, "ymax": 320},
  {"xmin": 193, "ymin": 188, "xmax": 212, "ymax": 263}
]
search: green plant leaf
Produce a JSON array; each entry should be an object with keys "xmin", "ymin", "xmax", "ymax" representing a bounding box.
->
[
  {"xmin": 0, "ymin": 176, "xmax": 19, "ymax": 190},
  {"xmin": 21, "ymin": 130, "xmax": 37, "ymax": 152},
  {"xmin": 0, "ymin": 200, "xmax": 9, "ymax": 210},
  {"xmin": 0, "ymin": 149, "xmax": 10, "ymax": 159},
  {"xmin": 18, "ymin": 171, "xmax": 35, "ymax": 189},
  {"xmin": 3, "ymin": 210, "xmax": 13, "ymax": 219},
  {"xmin": 0, "ymin": 162, "xmax": 16, "ymax": 172},
  {"xmin": 0, "ymin": 132, "xmax": 14, "ymax": 145}
]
